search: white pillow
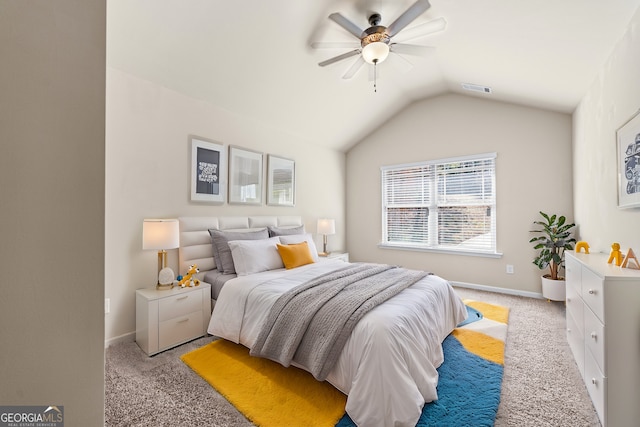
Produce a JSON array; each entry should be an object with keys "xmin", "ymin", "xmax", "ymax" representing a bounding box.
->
[
  {"xmin": 228, "ymin": 237, "xmax": 284, "ymax": 276},
  {"xmin": 278, "ymin": 233, "xmax": 320, "ymax": 262}
]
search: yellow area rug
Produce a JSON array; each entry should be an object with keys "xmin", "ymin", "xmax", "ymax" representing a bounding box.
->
[
  {"xmin": 181, "ymin": 300, "xmax": 509, "ymax": 427},
  {"xmin": 181, "ymin": 338, "xmax": 346, "ymax": 427}
]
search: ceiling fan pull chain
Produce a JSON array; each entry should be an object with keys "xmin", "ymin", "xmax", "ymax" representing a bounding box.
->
[{"xmin": 373, "ymin": 60, "xmax": 378, "ymax": 93}]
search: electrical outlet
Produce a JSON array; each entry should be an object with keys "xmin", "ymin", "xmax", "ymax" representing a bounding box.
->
[
  {"xmin": 506, "ymin": 264, "xmax": 514, "ymax": 274},
  {"xmin": 105, "ymin": 298, "xmax": 110, "ymax": 314}
]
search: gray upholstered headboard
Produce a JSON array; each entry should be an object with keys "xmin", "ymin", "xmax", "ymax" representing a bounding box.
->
[{"xmin": 178, "ymin": 216, "xmax": 303, "ymax": 280}]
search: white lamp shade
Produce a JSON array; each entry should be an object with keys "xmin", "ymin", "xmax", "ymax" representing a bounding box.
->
[
  {"xmin": 142, "ymin": 219, "xmax": 180, "ymax": 250},
  {"xmin": 317, "ymin": 218, "xmax": 336, "ymax": 235},
  {"xmin": 362, "ymin": 42, "xmax": 390, "ymax": 64}
]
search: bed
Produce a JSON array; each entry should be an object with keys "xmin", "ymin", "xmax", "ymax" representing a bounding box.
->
[{"xmin": 178, "ymin": 216, "xmax": 467, "ymax": 427}]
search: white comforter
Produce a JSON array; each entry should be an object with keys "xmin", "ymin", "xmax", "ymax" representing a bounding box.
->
[{"xmin": 208, "ymin": 260, "xmax": 467, "ymax": 427}]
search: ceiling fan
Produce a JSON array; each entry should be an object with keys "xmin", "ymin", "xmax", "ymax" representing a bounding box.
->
[{"xmin": 313, "ymin": 0, "xmax": 446, "ymax": 81}]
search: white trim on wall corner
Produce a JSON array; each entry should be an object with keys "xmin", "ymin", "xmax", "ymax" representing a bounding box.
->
[
  {"xmin": 451, "ymin": 281, "xmax": 545, "ymax": 300},
  {"xmin": 105, "ymin": 331, "xmax": 136, "ymax": 349}
]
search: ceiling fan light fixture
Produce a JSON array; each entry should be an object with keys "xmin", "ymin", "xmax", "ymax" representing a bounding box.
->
[{"xmin": 362, "ymin": 42, "xmax": 390, "ymax": 64}]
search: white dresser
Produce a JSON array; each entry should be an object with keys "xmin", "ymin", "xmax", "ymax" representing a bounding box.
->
[
  {"xmin": 136, "ymin": 282, "xmax": 211, "ymax": 356},
  {"xmin": 565, "ymin": 251, "xmax": 640, "ymax": 427}
]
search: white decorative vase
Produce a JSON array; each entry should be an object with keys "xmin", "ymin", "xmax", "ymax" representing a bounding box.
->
[{"xmin": 541, "ymin": 275, "xmax": 566, "ymax": 301}]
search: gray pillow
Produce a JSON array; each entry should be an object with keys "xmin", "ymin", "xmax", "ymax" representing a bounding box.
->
[
  {"xmin": 267, "ymin": 225, "xmax": 305, "ymax": 237},
  {"xmin": 208, "ymin": 228, "xmax": 269, "ymax": 274}
]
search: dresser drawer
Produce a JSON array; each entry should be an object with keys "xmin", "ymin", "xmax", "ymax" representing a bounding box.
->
[
  {"xmin": 565, "ymin": 282, "xmax": 583, "ymax": 335},
  {"xmin": 159, "ymin": 310, "xmax": 204, "ymax": 350},
  {"xmin": 159, "ymin": 290, "xmax": 203, "ymax": 321},
  {"xmin": 565, "ymin": 255, "xmax": 582, "ymax": 294},
  {"xmin": 581, "ymin": 267, "xmax": 604, "ymax": 322},
  {"xmin": 584, "ymin": 305, "xmax": 605, "ymax": 372},
  {"xmin": 584, "ymin": 348, "xmax": 606, "ymax": 425},
  {"xmin": 566, "ymin": 310, "xmax": 584, "ymax": 376}
]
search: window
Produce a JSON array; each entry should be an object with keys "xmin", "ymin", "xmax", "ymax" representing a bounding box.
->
[{"xmin": 381, "ymin": 153, "xmax": 497, "ymax": 256}]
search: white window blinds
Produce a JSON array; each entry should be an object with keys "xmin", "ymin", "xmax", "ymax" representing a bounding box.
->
[{"xmin": 381, "ymin": 153, "xmax": 497, "ymax": 254}]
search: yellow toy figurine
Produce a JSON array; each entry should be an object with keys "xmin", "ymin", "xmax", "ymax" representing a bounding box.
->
[
  {"xmin": 179, "ymin": 264, "xmax": 200, "ymax": 287},
  {"xmin": 607, "ymin": 243, "xmax": 624, "ymax": 266},
  {"xmin": 575, "ymin": 241, "xmax": 590, "ymax": 254}
]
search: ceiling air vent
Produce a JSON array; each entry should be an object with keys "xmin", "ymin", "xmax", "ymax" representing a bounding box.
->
[{"xmin": 461, "ymin": 83, "xmax": 492, "ymax": 94}]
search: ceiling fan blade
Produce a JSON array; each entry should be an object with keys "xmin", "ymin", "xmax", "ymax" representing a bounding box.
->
[
  {"xmin": 386, "ymin": 0, "xmax": 431, "ymax": 38},
  {"xmin": 392, "ymin": 17, "xmax": 446, "ymax": 43},
  {"xmin": 318, "ymin": 49, "xmax": 360, "ymax": 67},
  {"xmin": 329, "ymin": 13, "xmax": 365, "ymax": 38},
  {"xmin": 390, "ymin": 43, "xmax": 434, "ymax": 57},
  {"xmin": 343, "ymin": 56, "xmax": 365, "ymax": 79},
  {"xmin": 311, "ymin": 41, "xmax": 361, "ymax": 49},
  {"xmin": 387, "ymin": 52, "xmax": 414, "ymax": 74}
]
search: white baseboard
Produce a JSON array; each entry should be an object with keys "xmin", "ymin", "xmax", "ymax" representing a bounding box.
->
[
  {"xmin": 105, "ymin": 331, "xmax": 135, "ymax": 349},
  {"xmin": 451, "ymin": 281, "xmax": 545, "ymax": 300}
]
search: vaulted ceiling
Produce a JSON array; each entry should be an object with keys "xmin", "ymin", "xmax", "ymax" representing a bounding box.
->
[{"xmin": 107, "ymin": 0, "xmax": 640, "ymax": 151}]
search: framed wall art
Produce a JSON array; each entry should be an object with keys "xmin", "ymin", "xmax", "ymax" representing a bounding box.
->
[
  {"xmin": 190, "ymin": 136, "xmax": 226, "ymax": 203},
  {"xmin": 228, "ymin": 145, "xmax": 263, "ymax": 205},
  {"xmin": 267, "ymin": 154, "xmax": 295, "ymax": 206},
  {"xmin": 616, "ymin": 109, "xmax": 640, "ymax": 208}
]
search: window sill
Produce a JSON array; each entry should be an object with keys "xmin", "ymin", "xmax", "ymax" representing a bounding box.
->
[{"xmin": 378, "ymin": 243, "xmax": 503, "ymax": 258}]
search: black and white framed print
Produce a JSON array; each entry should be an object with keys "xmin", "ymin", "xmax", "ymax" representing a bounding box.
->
[
  {"xmin": 616, "ymin": 110, "xmax": 640, "ymax": 208},
  {"xmin": 267, "ymin": 154, "xmax": 295, "ymax": 207},
  {"xmin": 228, "ymin": 145, "xmax": 263, "ymax": 205},
  {"xmin": 190, "ymin": 136, "xmax": 226, "ymax": 203}
]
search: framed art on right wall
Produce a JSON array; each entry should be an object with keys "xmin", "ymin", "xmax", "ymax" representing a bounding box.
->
[
  {"xmin": 267, "ymin": 154, "xmax": 295, "ymax": 206},
  {"xmin": 617, "ymin": 109, "xmax": 640, "ymax": 208}
]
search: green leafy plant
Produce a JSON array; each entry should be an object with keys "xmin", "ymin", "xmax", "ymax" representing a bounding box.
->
[{"xmin": 529, "ymin": 211, "xmax": 576, "ymax": 280}]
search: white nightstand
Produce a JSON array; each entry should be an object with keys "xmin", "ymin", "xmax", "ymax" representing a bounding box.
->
[
  {"xmin": 136, "ymin": 282, "xmax": 211, "ymax": 356},
  {"xmin": 325, "ymin": 252, "xmax": 349, "ymax": 262}
]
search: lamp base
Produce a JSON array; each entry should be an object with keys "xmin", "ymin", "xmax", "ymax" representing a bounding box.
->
[
  {"xmin": 318, "ymin": 252, "xmax": 330, "ymax": 257},
  {"xmin": 156, "ymin": 282, "xmax": 174, "ymax": 290}
]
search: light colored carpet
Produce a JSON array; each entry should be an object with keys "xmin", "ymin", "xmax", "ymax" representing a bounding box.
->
[{"xmin": 105, "ymin": 287, "xmax": 601, "ymax": 426}]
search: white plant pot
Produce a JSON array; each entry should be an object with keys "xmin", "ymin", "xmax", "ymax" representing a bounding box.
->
[{"xmin": 541, "ymin": 275, "xmax": 566, "ymax": 301}]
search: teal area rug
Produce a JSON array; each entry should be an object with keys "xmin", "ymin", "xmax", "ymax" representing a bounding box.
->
[{"xmin": 336, "ymin": 301, "xmax": 508, "ymax": 427}]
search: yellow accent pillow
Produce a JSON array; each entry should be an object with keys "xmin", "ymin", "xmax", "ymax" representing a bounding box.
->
[{"xmin": 277, "ymin": 241, "xmax": 315, "ymax": 269}]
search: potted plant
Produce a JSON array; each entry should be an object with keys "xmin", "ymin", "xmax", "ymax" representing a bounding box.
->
[{"xmin": 529, "ymin": 211, "xmax": 576, "ymax": 301}]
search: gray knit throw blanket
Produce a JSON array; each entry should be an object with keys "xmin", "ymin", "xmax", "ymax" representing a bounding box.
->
[{"xmin": 250, "ymin": 263, "xmax": 430, "ymax": 381}]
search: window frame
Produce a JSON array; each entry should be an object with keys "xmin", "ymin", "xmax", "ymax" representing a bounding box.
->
[{"xmin": 379, "ymin": 152, "xmax": 501, "ymax": 258}]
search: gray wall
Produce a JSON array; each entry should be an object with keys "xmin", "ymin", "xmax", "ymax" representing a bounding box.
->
[
  {"xmin": 573, "ymin": 6, "xmax": 640, "ymax": 253},
  {"xmin": 105, "ymin": 68, "xmax": 346, "ymax": 343},
  {"xmin": 346, "ymin": 93, "xmax": 573, "ymax": 295},
  {"xmin": 0, "ymin": 1, "xmax": 105, "ymax": 425}
]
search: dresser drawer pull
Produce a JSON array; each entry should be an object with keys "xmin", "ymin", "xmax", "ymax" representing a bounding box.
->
[
  {"xmin": 177, "ymin": 318, "xmax": 190, "ymax": 323},
  {"xmin": 176, "ymin": 296, "xmax": 189, "ymax": 301},
  {"xmin": 591, "ymin": 378, "xmax": 597, "ymax": 385},
  {"xmin": 588, "ymin": 289, "xmax": 595, "ymax": 295},
  {"xmin": 590, "ymin": 332, "xmax": 597, "ymax": 340}
]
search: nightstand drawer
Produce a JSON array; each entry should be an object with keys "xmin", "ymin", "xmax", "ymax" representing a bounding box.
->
[
  {"xmin": 159, "ymin": 310, "xmax": 203, "ymax": 350},
  {"xmin": 159, "ymin": 291, "xmax": 203, "ymax": 321}
]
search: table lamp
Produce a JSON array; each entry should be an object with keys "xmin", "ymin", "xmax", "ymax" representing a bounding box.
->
[
  {"xmin": 143, "ymin": 219, "xmax": 180, "ymax": 289},
  {"xmin": 317, "ymin": 218, "xmax": 335, "ymax": 257}
]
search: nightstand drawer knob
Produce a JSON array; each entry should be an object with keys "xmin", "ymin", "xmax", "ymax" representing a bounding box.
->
[
  {"xmin": 588, "ymin": 289, "xmax": 595, "ymax": 295},
  {"xmin": 590, "ymin": 332, "xmax": 597, "ymax": 340},
  {"xmin": 592, "ymin": 378, "xmax": 597, "ymax": 385}
]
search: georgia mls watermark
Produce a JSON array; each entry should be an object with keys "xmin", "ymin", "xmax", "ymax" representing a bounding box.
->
[{"xmin": 0, "ymin": 406, "xmax": 63, "ymax": 427}]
